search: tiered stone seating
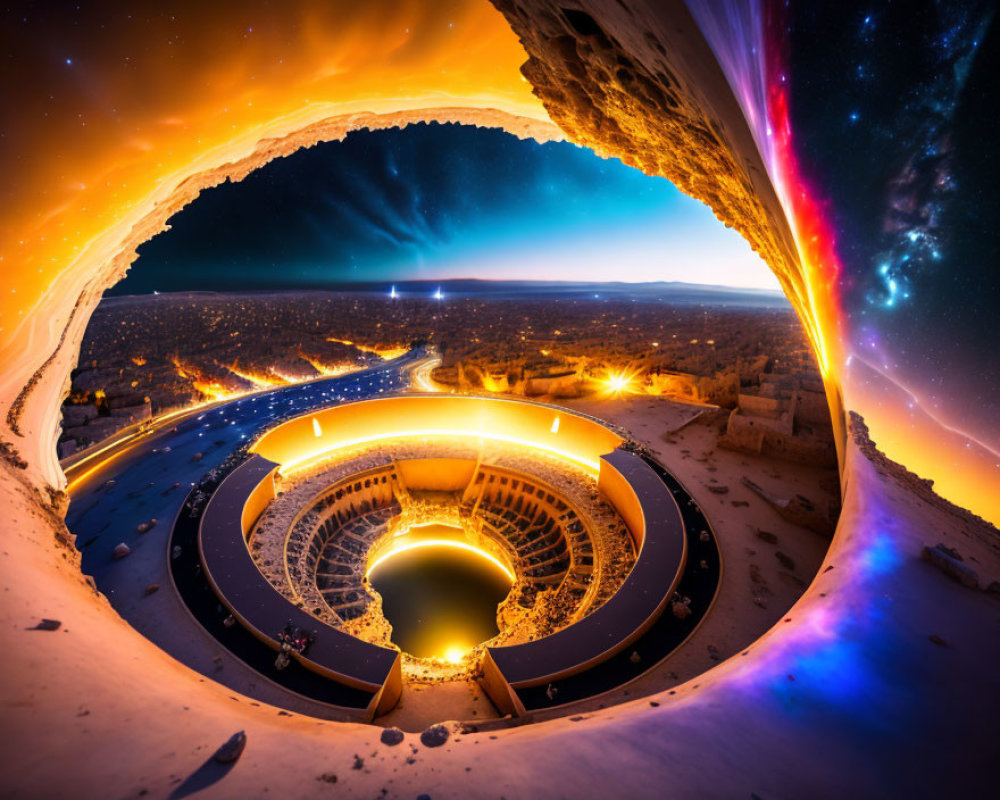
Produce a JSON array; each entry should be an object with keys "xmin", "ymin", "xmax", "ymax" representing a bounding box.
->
[
  {"xmin": 285, "ymin": 471, "xmax": 400, "ymax": 622},
  {"xmin": 470, "ymin": 469, "xmax": 609, "ymax": 626},
  {"xmin": 248, "ymin": 439, "xmax": 637, "ymax": 645}
]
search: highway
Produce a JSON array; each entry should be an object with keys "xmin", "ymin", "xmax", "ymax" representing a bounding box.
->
[
  {"xmin": 63, "ymin": 348, "xmax": 424, "ymax": 717},
  {"xmin": 407, "ymin": 352, "xmax": 444, "ymax": 392}
]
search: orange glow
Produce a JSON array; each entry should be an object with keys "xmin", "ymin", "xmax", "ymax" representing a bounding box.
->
[
  {"xmin": 409, "ymin": 356, "xmax": 444, "ymax": 392},
  {"xmin": 225, "ymin": 362, "xmax": 289, "ymax": 389},
  {"xmin": 599, "ymin": 367, "xmax": 642, "ymax": 397},
  {"xmin": 170, "ymin": 356, "xmax": 239, "ymax": 401},
  {"xmin": 766, "ymin": 72, "xmax": 843, "ymax": 380},
  {"xmin": 443, "ymin": 645, "xmax": 471, "ymax": 664},
  {"xmin": 367, "ymin": 538, "xmax": 516, "ymax": 583},
  {"xmin": 298, "ymin": 352, "xmax": 359, "ymax": 378},
  {"xmin": 280, "ymin": 428, "xmax": 603, "ymax": 478},
  {"xmin": 171, "ymin": 355, "xmax": 362, "ymax": 403},
  {"xmin": 250, "ymin": 396, "xmax": 625, "ymax": 479},
  {"xmin": 0, "ymin": 2, "xmax": 547, "ymax": 346},
  {"xmin": 0, "ymin": 1, "xmax": 555, "ymax": 489},
  {"xmin": 481, "ymin": 372, "xmax": 509, "ymax": 393},
  {"xmin": 848, "ymin": 360, "xmax": 1000, "ymax": 527},
  {"xmin": 327, "ymin": 338, "xmax": 410, "ymax": 361},
  {"xmin": 2, "ymin": 0, "xmax": 994, "ymax": 531},
  {"xmin": 191, "ymin": 380, "xmax": 240, "ymax": 403},
  {"xmin": 169, "ymin": 356, "xmax": 250, "ymax": 402}
]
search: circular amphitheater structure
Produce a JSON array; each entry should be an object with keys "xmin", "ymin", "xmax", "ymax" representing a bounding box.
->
[{"xmin": 173, "ymin": 394, "xmax": 720, "ymax": 720}]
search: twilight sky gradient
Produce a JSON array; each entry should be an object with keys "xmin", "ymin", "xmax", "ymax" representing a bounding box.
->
[{"xmin": 115, "ymin": 122, "xmax": 777, "ymax": 294}]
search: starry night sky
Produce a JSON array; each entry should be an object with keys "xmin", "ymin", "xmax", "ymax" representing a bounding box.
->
[
  {"xmin": 787, "ymin": 0, "xmax": 999, "ymax": 442},
  {"xmin": 31, "ymin": 0, "xmax": 995, "ymax": 461},
  {"xmin": 114, "ymin": 122, "xmax": 775, "ymax": 294}
]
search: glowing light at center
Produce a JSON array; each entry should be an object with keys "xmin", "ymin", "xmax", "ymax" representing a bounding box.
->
[
  {"xmin": 600, "ymin": 367, "xmax": 641, "ymax": 397},
  {"xmin": 366, "ymin": 538, "xmax": 516, "ymax": 584},
  {"xmin": 444, "ymin": 645, "xmax": 469, "ymax": 664}
]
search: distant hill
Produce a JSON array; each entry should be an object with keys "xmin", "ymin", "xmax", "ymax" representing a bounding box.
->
[{"xmin": 106, "ymin": 280, "xmax": 789, "ymax": 310}]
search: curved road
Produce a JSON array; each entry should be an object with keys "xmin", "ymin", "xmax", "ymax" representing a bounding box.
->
[{"xmin": 65, "ymin": 348, "xmax": 425, "ymax": 717}]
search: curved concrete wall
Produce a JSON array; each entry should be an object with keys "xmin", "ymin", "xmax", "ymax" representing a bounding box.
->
[
  {"xmin": 250, "ymin": 395, "xmax": 625, "ymax": 477},
  {"xmin": 198, "ymin": 454, "xmax": 403, "ymax": 717},
  {"xmin": 483, "ymin": 447, "xmax": 687, "ymax": 713}
]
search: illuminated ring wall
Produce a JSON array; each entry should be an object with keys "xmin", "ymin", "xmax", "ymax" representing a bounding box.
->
[
  {"xmin": 250, "ymin": 394, "xmax": 626, "ymax": 477},
  {"xmin": 197, "ymin": 455, "xmax": 403, "ymax": 720},
  {"xmin": 482, "ymin": 447, "xmax": 686, "ymax": 715},
  {"xmin": 196, "ymin": 395, "xmax": 688, "ymax": 717}
]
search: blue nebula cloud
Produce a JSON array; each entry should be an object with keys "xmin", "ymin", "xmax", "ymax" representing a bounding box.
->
[{"xmin": 115, "ymin": 122, "xmax": 774, "ymax": 294}]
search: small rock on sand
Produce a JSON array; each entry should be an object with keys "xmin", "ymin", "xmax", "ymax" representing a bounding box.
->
[
  {"xmin": 143, "ymin": 583, "xmax": 159, "ymax": 596},
  {"xmin": 380, "ymin": 728, "xmax": 405, "ymax": 746},
  {"xmin": 213, "ymin": 731, "xmax": 246, "ymax": 764},
  {"xmin": 420, "ymin": 725, "xmax": 449, "ymax": 748},
  {"xmin": 112, "ymin": 543, "xmax": 131, "ymax": 560}
]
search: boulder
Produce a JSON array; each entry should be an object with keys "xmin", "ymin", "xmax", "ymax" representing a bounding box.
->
[
  {"xmin": 380, "ymin": 728, "xmax": 405, "ymax": 746},
  {"xmin": 419, "ymin": 724, "xmax": 449, "ymax": 748},
  {"xmin": 213, "ymin": 731, "xmax": 246, "ymax": 764}
]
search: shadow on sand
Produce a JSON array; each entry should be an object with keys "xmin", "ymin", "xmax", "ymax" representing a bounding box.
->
[{"xmin": 168, "ymin": 757, "xmax": 237, "ymax": 798}]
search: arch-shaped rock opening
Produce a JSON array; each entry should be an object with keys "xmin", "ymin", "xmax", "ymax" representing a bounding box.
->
[{"xmin": 2, "ymin": 2, "xmax": 996, "ymax": 796}]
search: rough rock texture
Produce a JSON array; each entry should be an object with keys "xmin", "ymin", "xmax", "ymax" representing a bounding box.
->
[
  {"xmin": 490, "ymin": 0, "xmax": 848, "ymax": 466},
  {"xmin": 850, "ymin": 412, "xmax": 999, "ymax": 536},
  {"xmin": 0, "ymin": 2, "xmax": 997, "ymax": 796},
  {"xmin": 213, "ymin": 730, "xmax": 247, "ymax": 764},
  {"xmin": 1, "ymin": 108, "xmax": 562, "ymax": 495},
  {"xmin": 491, "ymin": 0, "xmax": 804, "ymax": 323},
  {"xmin": 380, "ymin": 728, "xmax": 405, "ymax": 746},
  {"xmin": 420, "ymin": 724, "xmax": 450, "ymax": 748},
  {"xmin": 921, "ymin": 545, "xmax": 979, "ymax": 589}
]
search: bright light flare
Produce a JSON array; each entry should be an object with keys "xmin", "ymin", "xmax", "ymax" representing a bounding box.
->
[
  {"xmin": 601, "ymin": 368, "xmax": 641, "ymax": 397},
  {"xmin": 327, "ymin": 338, "xmax": 410, "ymax": 361},
  {"xmin": 366, "ymin": 538, "xmax": 516, "ymax": 583},
  {"xmin": 443, "ymin": 645, "xmax": 469, "ymax": 664}
]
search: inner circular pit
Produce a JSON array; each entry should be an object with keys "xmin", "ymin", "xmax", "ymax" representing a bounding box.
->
[{"xmin": 249, "ymin": 440, "xmax": 638, "ymax": 681}]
